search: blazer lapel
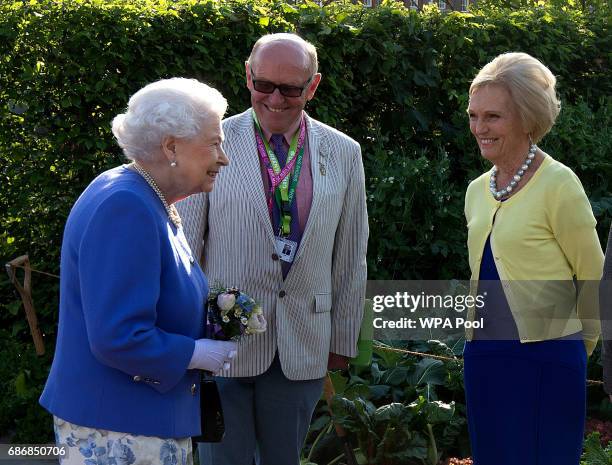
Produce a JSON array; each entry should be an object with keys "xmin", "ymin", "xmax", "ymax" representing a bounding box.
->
[
  {"xmin": 227, "ymin": 110, "xmax": 276, "ymax": 245},
  {"xmin": 292, "ymin": 115, "xmax": 329, "ymax": 265}
]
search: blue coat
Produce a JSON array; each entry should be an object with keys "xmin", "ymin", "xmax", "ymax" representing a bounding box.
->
[{"xmin": 40, "ymin": 165, "xmax": 208, "ymax": 438}]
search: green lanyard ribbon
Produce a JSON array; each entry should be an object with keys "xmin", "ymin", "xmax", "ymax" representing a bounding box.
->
[{"xmin": 253, "ymin": 110, "xmax": 306, "ymax": 236}]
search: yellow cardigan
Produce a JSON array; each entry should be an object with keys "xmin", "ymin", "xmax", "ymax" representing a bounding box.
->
[{"xmin": 464, "ymin": 154, "xmax": 603, "ymax": 355}]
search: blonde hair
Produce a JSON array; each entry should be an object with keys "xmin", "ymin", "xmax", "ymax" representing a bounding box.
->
[
  {"xmin": 469, "ymin": 52, "xmax": 560, "ymax": 143},
  {"xmin": 247, "ymin": 33, "xmax": 318, "ymax": 77}
]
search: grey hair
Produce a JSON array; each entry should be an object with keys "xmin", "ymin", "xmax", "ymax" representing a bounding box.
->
[
  {"xmin": 469, "ymin": 52, "xmax": 561, "ymax": 143},
  {"xmin": 111, "ymin": 78, "xmax": 228, "ymax": 162},
  {"xmin": 247, "ymin": 33, "xmax": 318, "ymax": 77}
]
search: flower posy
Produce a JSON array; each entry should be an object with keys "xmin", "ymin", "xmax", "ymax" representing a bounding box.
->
[{"xmin": 207, "ymin": 284, "xmax": 267, "ymax": 341}]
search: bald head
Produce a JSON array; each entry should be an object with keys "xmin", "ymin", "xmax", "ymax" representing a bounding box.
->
[{"xmin": 247, "ymin": 33, "xmax": 318, "ymax": 76}]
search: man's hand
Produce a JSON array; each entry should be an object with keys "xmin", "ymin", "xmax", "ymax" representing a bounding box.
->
[{"xmin": 327, "ymin": 352, "xmax": 349, "ymax": 371}]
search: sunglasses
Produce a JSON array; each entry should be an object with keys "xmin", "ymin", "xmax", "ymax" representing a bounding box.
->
[{"xmin": 250, "ymin": 69, "xmax": 313, "ymax": 98}]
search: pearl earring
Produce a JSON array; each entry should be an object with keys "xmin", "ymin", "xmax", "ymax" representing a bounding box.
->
[{"xmin": 170, "ymin": 160, "xmax": 177, "ymax": 167}]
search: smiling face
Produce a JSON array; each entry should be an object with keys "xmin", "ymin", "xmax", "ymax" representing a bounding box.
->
[
  {"xmin": 246, "ymin": 41, "xmax": 321, "ymax": 135},
  {"xmin": 173, "ymin": 115, "xmax": 228, "ymax": 194},
  {"xmin": 468, "ymin": 84, "xmax": 530, "ymax": 165}
]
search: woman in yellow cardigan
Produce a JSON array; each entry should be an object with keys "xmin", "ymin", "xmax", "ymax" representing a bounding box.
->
[{"xmin": 463, "ymin": 52, "xmax": 603, "ymax": 465}]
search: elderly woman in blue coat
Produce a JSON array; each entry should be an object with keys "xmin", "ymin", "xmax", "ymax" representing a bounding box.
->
[{"xmin": 40, "ymin": 78, "xmax": 237, "ymax": 465}]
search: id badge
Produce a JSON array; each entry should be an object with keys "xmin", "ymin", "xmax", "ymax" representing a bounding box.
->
[{"xmin": 275, "ymin": 237, "xmax": 298, "ymax": 263}]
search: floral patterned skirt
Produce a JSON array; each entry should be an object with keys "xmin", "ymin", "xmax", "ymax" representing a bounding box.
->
[{"xmin": 53, "ymin": 416, "xmax": 193, "ymax": 465}]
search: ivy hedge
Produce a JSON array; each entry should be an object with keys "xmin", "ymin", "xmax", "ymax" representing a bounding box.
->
[{"xmin": 0, "ymin": 0, "xmax": 610, "ymax": 449}]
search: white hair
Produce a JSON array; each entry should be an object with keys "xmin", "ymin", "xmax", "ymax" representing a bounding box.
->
[
  {"xmin": 247, "ymin": 33, "xmax": 318, "ymax": 76},
  {"xmin": 112, "ymin": 78, "xmax": 228, "ymax": 161}
]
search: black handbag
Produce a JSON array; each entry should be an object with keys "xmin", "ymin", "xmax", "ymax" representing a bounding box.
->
[{"xmin": 192, "ymin": 374, "xmax": 225, "ymax": 443}]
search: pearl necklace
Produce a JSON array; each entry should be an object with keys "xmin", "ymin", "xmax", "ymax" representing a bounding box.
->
[
  {"xmin": 131, "ymin": 162, "xmax": 182, "ymax": 228},
  {"xmin": 490, "ymin": 144, "xmax": 537, "ymax": 200}
]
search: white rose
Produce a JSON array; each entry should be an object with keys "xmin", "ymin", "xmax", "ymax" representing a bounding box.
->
[
  {"xmin": 246, "ymin": 312, "xmax": 267, "ymax": 334},
  {"xmin": 217, "ymin": 293, "xmax": 236, "ymax": 311}
]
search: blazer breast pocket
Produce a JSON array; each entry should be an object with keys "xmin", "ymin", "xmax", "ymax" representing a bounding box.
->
[{"xmin": 314, "ymin": 293, "xmax": 332, "ymax": 313}]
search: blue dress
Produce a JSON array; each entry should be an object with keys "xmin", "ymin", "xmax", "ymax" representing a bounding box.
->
[{"xmin": 463, "ymin": 237, "xmax": 587, "ymax": 465}]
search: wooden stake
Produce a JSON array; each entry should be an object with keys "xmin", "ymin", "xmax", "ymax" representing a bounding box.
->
[{"xmin": 5, "ymin": 255, "xmax": 45, "ymax": 355}]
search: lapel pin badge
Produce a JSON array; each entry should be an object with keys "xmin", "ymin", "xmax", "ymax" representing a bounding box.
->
[{"xmin": 319, "ymin": 147, "xmax": 328, "ymax": 176}]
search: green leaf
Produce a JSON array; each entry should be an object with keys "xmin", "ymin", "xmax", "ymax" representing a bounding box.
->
[
  {"xmin": 328, "ymin": 370, "xmax": 348, "ymax": 395},
  {"xmin": 372, "ymin": 402, "xmax": 413, "ymax": 424},
  {"xmin": 309, "ymin": 414, "xmax": 330, "ymax": 432},
  {"xmin": 581, "ymin": 433, "xmax": 612, "ymax": 465},
  {"xmin": 6, "ymin": 300, "xmax": 21, "ymax": 316},
  {"xmin": 373, "ymin": 345, "xmax": 404, "ymax": 368},
  {"xmin": 368, "ymin": 384, "xmax": 391, "ymax": 400},
  {"xmin": 424, "ymin": 400, "xmax": 455, "ymax": 424},
  {"xmin": 382, "ymin": 366, "xmax": 409, "ymax": 386},
  {"xmin": 407, "ymin": 358, "xmax": 447, "ymax": 386},
  {"xmin": 343, "ymin": 383, "xmax": 371, "ymax": 401},
  {"xmin": 14, "ymin": 372, "xmax": 27, "ymax": 397}
]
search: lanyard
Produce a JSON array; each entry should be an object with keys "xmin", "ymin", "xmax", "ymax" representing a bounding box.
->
[
  {"xmin": 275, "ymin": 143, "xmax": 304, "ymax": 235},
  {"xmin": 253, "ymin": 110, "xmax": 306, "ymax": 236}
]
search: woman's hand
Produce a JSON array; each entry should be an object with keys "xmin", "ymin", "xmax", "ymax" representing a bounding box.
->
[{"xmin": 188, "ymin": 339, "xmax": 237, "ymax": 373}]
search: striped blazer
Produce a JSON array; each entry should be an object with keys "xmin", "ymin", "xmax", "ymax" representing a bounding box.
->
[{"xmin": 176, "ymin": 109, "xmax": 368, "ymax": 380}]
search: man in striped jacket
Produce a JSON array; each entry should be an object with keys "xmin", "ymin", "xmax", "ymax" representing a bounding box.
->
[{"xmin": 178, "ymin": 32, "xmax": 368, "ymax": 465}]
